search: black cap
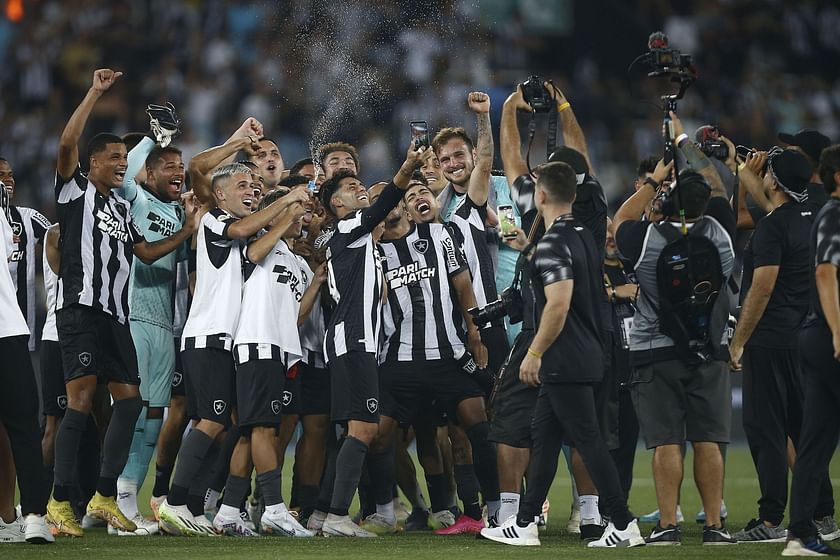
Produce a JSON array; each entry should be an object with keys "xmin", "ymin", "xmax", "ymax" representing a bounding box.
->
[
  {"xmin": 768, "ymin": 149, "xmax": 812, "ymax": 201},
  {"xmin": 777, "ymin": 128, "xmax": 830, "ymax": 165},
  {"xmin": 548, "ymin": 146, "xmax": 589, "ymax": 175}
]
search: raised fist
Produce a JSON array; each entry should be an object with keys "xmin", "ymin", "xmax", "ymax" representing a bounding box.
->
[
  {"xmin": 468, "ymin": 91, "xmax": 491, "ymax": 114},
  {"xmin": 92, "ymin": 69, "xmax": 123, "ymax": 93}
]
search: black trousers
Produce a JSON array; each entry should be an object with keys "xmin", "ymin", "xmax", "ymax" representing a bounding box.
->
[
  {"xmin": 743, "ymin": 344, "xmax": 834, "ymax": 525},
  {"xmin": 519, "ymin": 382, "xmax": 631, "ymax": 525},
  {"xmin": 0, "ymin": 335, "xmax": 48, "ymax": 515},
  {"xmin": 789, "ymin": 325, "xmax": 840, "ymax": 538}
]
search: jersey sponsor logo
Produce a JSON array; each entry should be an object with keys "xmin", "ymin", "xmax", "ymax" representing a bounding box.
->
[
  {"xmin": 57, "ymin": 395, "xmax": 68, "ymax": 410},
  {"xmin": 412, "ymin": 239, "xmax": 429, "ymax": 254},
  {"xmin": 78, "ymin": 352, "xmax": 91, "ymax": 367},
  {"xmin": 171, "ymin": 371, "xmax": 183, "ymax": 387},
  {"xmin": 385, "ymin": 261, "xmax": 436, "ymax": 289},
  {"xmin": 213, "ymin": 399, "xmax": 227, "ymax": 415},
  {"xmin": 366, "ymin": 397, "xmax": 378, "ymax": 414},
  {"xmin": 8, "ymin": 249, "xmax": 23, "ymax": 262},
  {"xmin": 271, "ymin": 399, "xmax": 282, "ymax": 415},
  {"xmin": 441, "ymin": 234, "xmax": 460, "ymax": 271},
  {"xmin": 273, "ymin": 263, "xmax": 305, "ymax": 302},
  {"xmin": 282, "ymin": 391, "xmax": 293, "ymax": 407},
  {"xmin": 146, "ymin": 211, "xmax": 178, "ymax": 237},
  {"xmin": 95, "ymin": 208, "xmax": 130, "ymax": 242}
]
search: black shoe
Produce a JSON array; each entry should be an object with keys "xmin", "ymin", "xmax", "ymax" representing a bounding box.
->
[
  {"xmin": 405, "ymin": 508, "xmax": 430, "ymax": 532},
  {"xmin": 580, "ymin": 521, "xmax": 606, "ymax": 541},
  {"xmin": 646, "ymin": 523, "xmax": 682, "ymax": 545},
  {"xmin": 703, "ymin": 524, "xmax": 737, "ymax": 545}
]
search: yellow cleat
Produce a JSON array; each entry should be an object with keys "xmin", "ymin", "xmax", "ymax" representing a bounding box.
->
[
  {"xmin": 86, "ymin": 492, "xmax": 137, "ymax": 532},
  {"xmin": 47, "ymin": 498, "xmax": 84, "ymax": 537}
]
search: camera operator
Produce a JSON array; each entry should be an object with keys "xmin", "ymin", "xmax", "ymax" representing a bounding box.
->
[
  {"xmin": 785, "ymin": 144, "xmax": 840, "ymax": 556},
  {"xmin": 778, "ymin": 128, "xmax": 831, "ymax": 211},
  {"xmin": 480, "ymin": 162, "xmax": 643, "ymax": 548},
  {"xmin": 613, "ymin": 111, "xmax": 736, "ymax": 545},
  {"xmin": 728, "ymin": 148, "xmax": 837, "ymax": 543}
]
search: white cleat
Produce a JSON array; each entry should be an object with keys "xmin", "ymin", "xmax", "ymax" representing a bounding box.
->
[
  {"xmin": 480, "ymin": 515, "xmax": 540, "ymax": 546},
  {"xmin": 108, "ymin": 514, "xmax": 159, "ymax": 536},
  {"xmin": 24, "ymin": 514, "xmax": 54, "ymax": 544},
  {"xmin": 158, "ymin": 501, "xmax": 204, "ymax": 537},
  {"xmin": 0, "ymin": 516, "xmax": 26, "ymax": 543},
  {"xmin": 587, "ymin": 519, "xmax": 646, "ymax": 548},
  {"xmin": 82, "ymin": 514, "xmax": 107, "ymax": 529},
  {"xmin": 321, "ymin": 514, "xmax": 377, "ymax": 538},
  {"xmin": 306, "ymin": 510, "xmax": 327, "ymax": 533},
  {"xmin": 431, "ymin": 509, "xmax": 456, "ymax": 529},
  {"xmin": 261, "ymin": 507, "xmax": 314, "ymax": 537},
  {"xmin": 212, "ymin": 511, "xmax": 258, "ymax": 537}
]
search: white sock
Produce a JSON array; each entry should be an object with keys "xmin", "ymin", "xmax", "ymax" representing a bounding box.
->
[
  {"xmin": 116, "ymin": 479, "xmax": 139, "ymax": 519},
  {"xmin": 218, "ymin": 504, "xmax": 239, "ymax": 519},
  {"xmin": 376, "ymin": 500, "xmax": 395, "ymax": 523},
  {"xmin": 487, "ymin": 499, "xmax": 501, "ymax": 521},
  {"xmin": 498, "ymin": 492, "xmax": 520, "ymax": 524},
  {"xmin": 264, "ymin": 502, "xmax": 288, "ymax": 516},
  {"xmin": 579, "ymin": 495, "xmax": 601, "ymax": 524},
  {"xmin": 204, "ymin": 489, "xmax": 220, "ymax": 512}
]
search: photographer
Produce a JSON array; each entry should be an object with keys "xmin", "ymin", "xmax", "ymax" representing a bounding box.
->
[
  {"xmin": 480, "ymin": 162, "xmax": 643, "ymax": 549},
  {"xmin": 613, "ymin": 111, "xmax": 736, "ymax": 545}
]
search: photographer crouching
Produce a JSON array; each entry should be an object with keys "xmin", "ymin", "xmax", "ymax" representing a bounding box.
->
[{"xmin": 613, "ymin": 111, "xmax": 737, "ymax": 545}]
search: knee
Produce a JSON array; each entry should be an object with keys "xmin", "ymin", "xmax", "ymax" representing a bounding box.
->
[{"xmin": 114, "ymin": 395, "xmax": 143, "ymax": 418}]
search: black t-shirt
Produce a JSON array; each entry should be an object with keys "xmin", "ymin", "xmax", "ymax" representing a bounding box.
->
[
  {"xmin": 531, "ymin": 214, "xmax": 604, "ymax": 383},
  {"xmin": 805, "ymin": 198, "xmax": 840, "ymax": 329},
  {"xmin": 741, "ymin": 201, "xmax": 815, "ymax": 348}
]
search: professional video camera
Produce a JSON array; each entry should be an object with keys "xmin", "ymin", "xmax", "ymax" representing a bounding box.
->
[
  {"xmin": 695, "ymin": 125, "xmax": 729, "ymax": 161},
  {"xmin": 468, "ymin": 285, "xmax": 524, "ymax": 328},
  {"xmin": 629, "ymin": 31, "xmax": 697, "ymax": 103}
]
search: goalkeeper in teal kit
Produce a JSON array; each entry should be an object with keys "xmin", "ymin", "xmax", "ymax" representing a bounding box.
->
[{"xmin": 113, "ymin": 104, "xmax": 188, "ymax": 534}]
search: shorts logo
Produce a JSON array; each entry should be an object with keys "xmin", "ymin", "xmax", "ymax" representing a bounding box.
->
[
  {"xmin": 282, "ymin": 391, "xmax": 292, "ymax": 407},
  {"xmin": 366, "ymin": 398, "xmax": 378, "ymax": 414},
  {"xmin": 78, "ymin": 352, "xmax": 91, "ymax": 367},
  {"xmin": 413, "ymin": 239, "xmax": 429, "ymax": 254},
  {"xmin": 270, "ymin": 400, "xmax": 282, "ymax": 415},
  {"xmin": 172, "ymin": 372, "xmax": 182, "ymax": 387},
  {"xmin": 57, "ymin": 395, "xmax": 67, "ymax": 410},
  {"xmin": 213, "ymin": 400, "xmax": 227, "ymax": 415}
]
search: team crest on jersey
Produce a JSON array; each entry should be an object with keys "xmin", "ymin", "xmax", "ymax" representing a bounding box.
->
[
  {"xmin": 366, "ymin": 398, "xmax": 378, "ymax": 414},
  {"xmin": 412, "ymin": 239, "xmax": 429, "ymax": 254},
  {"xmin": 271, "ymin": 400, "xmax": 282, "ymax": 415},
  {"xmin": 171, "ymin": 372, "xmax": 182, "ymax": 387},
  {"xmin": 57, "ymin": 395, "xmax": 68, "ymax": 410},
  {"xmin": 78, "ymin": 352, "xmax": 91, "ymax": 367},
  {"xmin": 282, "ymin": 391, "xmax": 293, "ymax": 407},
  {"xmin": 10, "ymin": 220, "xmax": 21, "ymax": 242},
  {"xmin": 213, "ymin": 400, "xmax": 227, "ymax": 415}
]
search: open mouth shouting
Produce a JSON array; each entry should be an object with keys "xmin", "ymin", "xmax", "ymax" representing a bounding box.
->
[
  {"xmin": 242, "ymin": 195, "xmax": 254, "ymax": 210},
  {"xmin": 357, "ymin": 192, "xmax": 368, "ymax": 203},
  {"xmin": 114, "ymin": 169, "xmax": 126, "ymax": 184}
]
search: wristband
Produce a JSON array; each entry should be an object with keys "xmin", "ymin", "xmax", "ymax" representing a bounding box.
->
[
  {"xmin": 676, "ymin": 133, "xmax": 690, "ymax": 148},
  {"xmin": 643, "ymin": 177, "xmax": 659, "ymax": 191},
  {"xmin": 527, "ymin": 347, "xmax": 543, "ymax": 359},
  {"xmin": 557, "ymin": 101, "xmax": 571, "ymax": 112}
]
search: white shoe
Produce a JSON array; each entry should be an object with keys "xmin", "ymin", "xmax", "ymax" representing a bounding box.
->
[
  {"xmin": 431, "ymin": 510, "xmax": 456, "ymax": 529},
  {"xmin": 23, "ymin": 514, "xmax": 54, "ymax": 544},
  {"xmin": 192, "ymin": 514, "xmax": 219, "ymax": 536},
  {"xmin": 360, "ymin": 512, "xmax": 399, "ymax": 535},
  {"xmin": 82, "ymin": 514, "xmax": 107, "ymax": 529},
  {"xmin": 158, "ymin": 501, "xmax": 204, "ymax": 537},
  {"xmin": 150, "ymin": 495, "xmax": 165, "ymax": 521},
  {"xmin": 0, "ymin": 515, "xmax": 26, "ymax": 543},
  {"xmin": 587, "ymin": 519, "xmax": 646, "ymax": 548},
  {"xmin": 111, "ymin": 514, "xmax": 159, "ymax": 536},
  {"xmin": 262, "ymin": 507, "xmax": 314, "ymax": 537},
  {"xmin": 394, "ymin": 499, "xmax": 411, "ymax": 523},
  {"xmin": 116, "ymin": 480, "xmax": 139, "ymax": 520},
  {"xmin": 322, "ymin": 514, "xmax": 377, "ymax": 538},
  {"xmin": 566, "ymin": 507, "xmax": 581, "ymax": 534},
  {"xmin": 213, "ymin": 510, "xmax": 257, "ymax": 537},
  {"xmin": 480, "ymin": 515, "xmax": 540, "ymax": 546},
  {"xmin": 306, "ymin": 510, "xmax": 327, "ymax": 532},
  {"xmin": 239, "ymin": 510, "xmax": 256, "ymax": 532}
]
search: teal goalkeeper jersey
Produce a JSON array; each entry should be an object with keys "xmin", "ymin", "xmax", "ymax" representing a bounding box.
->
[{"xmin": 116, "ymin": 136, "xmax": 187, "ymax": 330}]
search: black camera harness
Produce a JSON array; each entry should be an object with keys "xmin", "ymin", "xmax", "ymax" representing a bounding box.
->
[{"xmin": 525, "ymin": 82, "xmax": 560, "ymax": 176}]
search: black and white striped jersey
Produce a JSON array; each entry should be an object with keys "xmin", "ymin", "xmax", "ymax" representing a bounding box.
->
[
  {"xmin": 0, "ymin": 208, "xmax": 30, "ymax": 339},
  {"xmin": 55, "ymin": 168, "xmax": 144, "ymax": 324},
  {"xmin": 297, "ymin": 257, "xmax": 327, "ymax": 368},
  {"xmin": 322, "ymin": 181, "xmax": 404, "ymax": 360},
  {"xmin": 41, "ymin": 246, "xmax": 58, "ymax": 342},
  {"xmin": 6, "ymin": 205, "xmax": 50, "ymax": 349},
  {"xmin": 448, "ymin": 194, "xmax": 498, "ymax": 312},
  {"xmin": 379, "ymin": 222, "xmax": 470, "ymax": 363},
  {"xmin": 181, "ymin": 208, "xmax": 243, "ymax": 352},
  {"xmin": 234, "ymin": 236, "xmax": 307, "ymax": 366}
]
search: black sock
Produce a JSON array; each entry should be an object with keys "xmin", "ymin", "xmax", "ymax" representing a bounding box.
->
[
  {"xmin": 169, "ymin": 430, "xmax": 215, "ymax": 506},
  {"xmin": 454, "ymin": 464, "xmax": 482, "ymax": 520},
  {"xmin": 221, "ymin": 475, "xmax": 251, "ymax": 509},
  {"xmin": 257, "ymin": 468, "xmax": 283, "ymax": 507},
  {"xmin": 187, "ymin": 437, "xmax": 223, "ymax": 514},
  {"xmin": 289, "ymin": 469, "xmax": 300, "ymax": 509},
  {"xmin": 465, "ymin": 421, "xmax": 500, "ymax": 503},
  {"xmin": 53, "ymin": 409, "xmax": 87, "ymax": 491},
  {"xmin": 425, "ymin": 473, "xmax": 451, "ymax": 513},
  {"xmin": 187, "ymin": 493, "xmax": 205, "ymax": 516},
  {"xmin": 99, "ymin": 397, "xmax": 143, "ymax": 496},
  {"xmin": 153, "ymin": 463, "xmax": 173, "ymax": 497},
  {"xmin": 77, "ymin": 416, "xmax": 100, "ymax": 502},
  {"xmin": 316, "ymin": 432, "xmax": 340, "ymax": 513},
  {"xmin": 299, "ymin": 484, "xmax": 319, "ymax": 517},
  {"xmin": 329, "ymin": 436, "xmax": 368, "ymax": 517},
  {"xmin": 367, "ymin": 447, "xmax": 396, "ymax": 507}
]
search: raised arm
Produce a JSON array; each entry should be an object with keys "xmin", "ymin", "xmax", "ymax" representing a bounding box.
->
[
  {"xmin": 58, "ymin": 69, "xmax": 122, "ymax": 180},
  {"xmin": 358, "ymin": 143, "xmax": 427, "ymax": 232},
  {"xmin": 546, "ymin": 82, "xmax": 594, "ymax": 176},
  {"xmin": 613, "ymin": 159, "xmax": 672, "ymax": 233},
  {"xmin": 189, "ymin": 134, "xmax": 259, "ymax": 205},
  {"xmin": 466, "ymin": 91, "xmax": 493, "ymax": 207},
  {"xmin": 670, "ymin": 112, "xmax": 726, "ymax": 199},
  {"xmin": 117, "ymin": 136, "xmax": 156, "ymax": 202},
  {"xmin": 500, "ymin": 88, "xmax": 531, "ymax": 188}
]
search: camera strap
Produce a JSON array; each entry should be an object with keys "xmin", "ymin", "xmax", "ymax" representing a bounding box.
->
[{"xmin": 524, "ymin": 82, "xmax": 559, "ymax": 175}]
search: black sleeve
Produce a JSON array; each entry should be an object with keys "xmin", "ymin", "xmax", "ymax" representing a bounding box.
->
[
  {"xmin": 359, "ymin": 181, "xmax": 402, "ymax": 233},
  {"xmin": 615, "ymin": 220, "xmax": 652, "ymax": 265},
  {"xmin": 706, "ymin": 197, "xmax": 736, "ymax": 240},
  {"xmin": 534, "ymin": 231, "xmax": 574, "ymax": 286},
  {"xmin": 572, "ymin": 177, "xmax": 608, "ymax": 255},
  {"xmin": 816, "ymin": 205, "xmax": 840, "ymax": 268}
]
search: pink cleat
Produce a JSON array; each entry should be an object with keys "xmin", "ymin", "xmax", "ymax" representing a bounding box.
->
[{"xmin": 433, "ymin": 514, "xmax": 485, "ymax": 535}]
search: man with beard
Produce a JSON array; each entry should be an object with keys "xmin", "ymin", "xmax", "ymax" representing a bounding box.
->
[
  {"xmin": 250, "ymin": 138, "xmax": 285, "ymax": 192},
  {"xmin": 319, "ymin": 142, "xmax": 360, "ymax": 180}
]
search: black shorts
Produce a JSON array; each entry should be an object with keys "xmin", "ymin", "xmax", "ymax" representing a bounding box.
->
[
  {"xmin": 56, "ymin": 304, "xmax": 140, "ymax": 385},
  {"xmin": 481, "ymin": 324, "xmax": 511, "ymax": 380},
  {"xmin": 328, "ymin": 352, "xmax": 379, "ymax": 424},
  {"xmin": 40, "ymin": 340, "xmax": 67, "ymax": 417},
  {"xmin": 488, "ymin": 330, "xmax": 538, "ymax": 448},
  {"xmin": 181, "ymin": 347, "xmax": 236, "ymax": 426},
  {"xmin": 235, "ymin": 359, "xmax": 286, "ymax": 427},
  {"xmin": 170, "ymin": 338, "xmax": 186, "ymax": 398},
  {"xmin": 282, "ymin": 366, "xmax": 301, "ymax": 417},
  {"xmin": 300, "ymin": 362, "xmax": 330, "ymax": 416},
  {"xmin": 380, "ymin": 358, "xmax": 485, "ymax": 426}
]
